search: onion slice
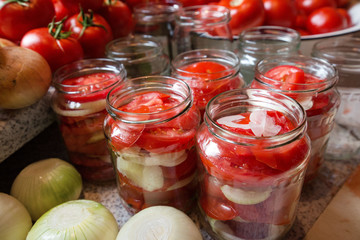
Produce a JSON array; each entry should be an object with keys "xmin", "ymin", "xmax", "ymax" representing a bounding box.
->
[
  {"xmin": 0, "ymin": 193, "xmax": 32, "ymax": 240},
  {"xmin": 116, "ymin": 206, "xmax": 202, "ymax": 240},
  {"xmin": 10, "ymin": 158, "xmax": 83, "ymax": 221},
  {"xmin": 26, "ymin": 199, "xmax": 119, "ymax": 240},
  {"xmin": 52, "ymin": 99, "xmax": 106, "ymax": 117}
]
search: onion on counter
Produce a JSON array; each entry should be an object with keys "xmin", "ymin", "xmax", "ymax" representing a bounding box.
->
[
  {"xmin": 116, "ymin": 206, "xmax": 203, "ymax": 240},
  {"xmin": 0, "ymin": 193, "xmax": 32, "ymax": 240},
  {"xmin": 10, "ymin": 158, "xmax": 83, "ymax": 221},
  {"xmin": 26, "ymin": 199, "xmax": 119, "ymax": 240}
]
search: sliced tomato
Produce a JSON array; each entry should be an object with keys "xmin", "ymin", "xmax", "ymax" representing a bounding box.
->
[
  {"xmin": 62, "ymin": 72, "xmax": 119, "ymax": 102},
  {"xmin": 181, "ymin": 61, "xmax": 229, "ymax": 79},
  {"xmin": 200, "ymin": 194, "xmax": 237, "ymax": 221},
  {"xmin": 136, "ymin": 127, "xmax": 196, "ymax": 153},
  {"xmin": 110, "ymin": 120, "xmax": 145, "ymax": 150},
  {"xmin": 263, "ymin": 65, "xmax": 306, "ymax": 91}
]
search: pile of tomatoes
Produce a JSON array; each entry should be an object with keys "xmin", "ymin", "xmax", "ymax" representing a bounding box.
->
[{"xmin": 0, "ymin": 0, "xmax": 134, "ymax": 72}]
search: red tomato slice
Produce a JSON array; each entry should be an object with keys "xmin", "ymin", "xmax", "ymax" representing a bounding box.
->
[
  {"xmin": 181, "ymin": 61, "xmax": 229, "ymax": 80},
  {"xmin": 110, "ymin": 120, "xmax": 145, "ymax": 150},
  {"xmin": 200, "ymin": 194, "xmax": 237, "ymax": 221},
  {"xmin": 264, "ymin": 65, "xmax": 305, "ymax": 91},
  {"xmin": 62, "ymin": 72, "xmax": 119, "ymax": 102}
]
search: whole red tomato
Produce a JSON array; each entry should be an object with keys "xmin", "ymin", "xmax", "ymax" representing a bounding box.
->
[
  {"xmin": 217, "ymin": 0, "xmax": 265, "ymax": 36},
  {"xmin": 52, "ymin": 0, "xmax": 74, "ymax": 21},
  {"xmin": 0, "ymin": 0, "xmax": 55, "ymax": 41},
  {"xmin": 20, "ymin": 19, "xmax": 84, "ymax": 72},
  {"xmin": 262, "ymin": 0, "xmax": 298, "ymax": 28},
  {"xmin": 64, "ymin": 10, "xmax": 113, "ymax": 58},
  {"xmin": 306, "ymin": 6, "xmax": 348, "ymax": 34},
  {"xmin": 59, "ymin": 0, "xmax": 103, "ymax": 12},
  {"xmin": 98, "ymin": 0, "xmax": 134, "ymax": 38},
  {"xmin": 295, "ymin": 0, "xmax": 337, "ymax": 15}
]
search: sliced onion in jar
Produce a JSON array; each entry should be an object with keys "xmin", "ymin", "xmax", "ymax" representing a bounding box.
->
[
  {"xmin": 26, "ymin": 200, "xmax": 119, "ymax": 240},
  {"xmin": 52, "ymin": 99, "xmax": 106, "ymax": 117},
  {"xmin": 166, "ymin": 172, "xmax": 197, "ymax": 191},
  {"xmin": 116, "ymin": 206, "xmax": 202, "ymax": 240},
  {"xmin": 220, "ymin": 185, "xmax": 271, "ymax": 205},
  {"xmin": 0, "ymin": 193, "xmax": 32, "ymax": 240},
  {"xmin": 10, "ymin": 158, "xmax": 83, "ymax": 221}
]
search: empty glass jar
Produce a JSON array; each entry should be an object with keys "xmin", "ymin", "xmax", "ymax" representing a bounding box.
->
[
  {"xmin": 171, "ymin": 5, "xmax": 233, "ymax": 58},
  {"xmin": 105, "ymin": 35, "xmax": 170, "ymax": 78}
]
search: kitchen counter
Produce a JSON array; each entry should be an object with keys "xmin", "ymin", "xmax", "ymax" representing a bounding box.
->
[{"xmin": 1, "ymin": 122, "xmax": 359, "ymax": 239}]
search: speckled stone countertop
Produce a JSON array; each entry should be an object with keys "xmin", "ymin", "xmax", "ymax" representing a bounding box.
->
[{"xmin": 83, "ymin": 153, "xmax": 360, "ymax": 239}]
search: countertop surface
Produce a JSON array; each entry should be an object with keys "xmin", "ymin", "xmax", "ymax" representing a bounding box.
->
[{"xmin": 1, "ymin": 121, "xmax": 360, "ymax": 239}]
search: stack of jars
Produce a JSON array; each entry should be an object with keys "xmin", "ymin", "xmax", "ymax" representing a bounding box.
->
[{"xmin": 50, "ymin": 2, "xmax": 343, "ymax": 240}]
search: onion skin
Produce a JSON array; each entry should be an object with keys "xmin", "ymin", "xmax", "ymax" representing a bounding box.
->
[
  {"xmin": 10, "ymin": 158, "xmax": 83, "ymax": 221},
  {"xmin": 0, "ymin": 38, "xmax": 16, "ymax": 48},
  {"xmin": 0, "ymin": 46, "xmax": 52, "ymax": 109},
  {"xmin": 0, "ymin": 193, "xmax": 32, "ymax": 240}
]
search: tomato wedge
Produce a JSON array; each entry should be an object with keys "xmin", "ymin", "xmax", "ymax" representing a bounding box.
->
[{"xmin": 263, "ymin": 65, "xmax": 305, "ymax": 91}]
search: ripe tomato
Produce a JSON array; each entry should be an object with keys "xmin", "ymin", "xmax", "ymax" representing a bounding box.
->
[
  {"xmin": 262, "ymin": 0, "xmax": 298, "ymax": 28},
  {"xmin": 217, "ymin": 0, "xmax": 265, "ymax": 36},
  {"xmin": 200, "ymin": 195, "xmax": 237, "ymax": 221},
  {"xmin": 0, "ymin": 0, "xmax": 55, "ymax": 41},
  {"xmin": 306, "ymin": 7, "xmax": 348, "ymax": 34},
  {"xmin": 98, "ymin": 0, "xmax": 134, "ymax": 38},
  {"xmin": 65, "ymin": 10, "xmax": 113, "ymax": 58},
  {"xmin": 52, "ymin": 0, "xmax": 74, "ymax": 21},
  {"xmin": 295, "ymin": 0, "xmax": 337, "ymax": 15},
  {"xmin": 20, "ymin": 19, "xmax": 83, "ymax": 72},
  {"xmin": 59, "ymin": 0, "xmax": 103, "ymax": 12}
]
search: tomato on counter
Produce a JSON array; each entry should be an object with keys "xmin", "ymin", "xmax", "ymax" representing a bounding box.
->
[{"xmin": 104, "ymin": 76, "xmax": 201, "ymax": 214}]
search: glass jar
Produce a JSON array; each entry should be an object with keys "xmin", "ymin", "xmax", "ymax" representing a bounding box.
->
[
  {"xmin": 252, "ymin": 56, "xmax": 340, "ymax": 182},
  {"xmin": 171, "ymin": 5, "xmax": 233, "ymax": 58},
  {"xmin": 51, "ymin": 58, "xmax": 126, "ymax": 182},
  {"xmin": 104, "ymin": 76, "xmax": 201, "ymax": 214},
  {"xmin": 133, "ymin": 0, "xmax": 182, "ymax": 59},
  {"xmin": 312, "ymin": 36, "xmax": 360, "ymax": 159},
  {"xmin": 237, "ymin": 26, "xmax": 300, "ymax": 86},
  {"xmin": 171, "ymin": 49, "xmax": 244, "ymax": 118},
  {"xmin": 105, "ymin": 35, "xmax": 170, "ymax": 79},
  {"xmin": 197, "ymin": 88, "xmax": 310, "ymax": 240}
]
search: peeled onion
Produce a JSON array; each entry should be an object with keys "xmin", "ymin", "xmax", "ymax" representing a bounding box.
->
[
  {"xmin": 0, "ymin": 46, "xmax": 52, "ymax": 109},
  {"xmin": 10, "ymin": 158, "xmax": 82, "ymax": 221},
  {"xmin": 26, "ymin": 199, "xmax": 119, "ymax": 240},
  {"xmin": 0, "ymin": 193, "xmax": 32, "ymax": 240},
  {"xmin": 116, "ymin": 206, "xmax": 203, "ymax": 240}
]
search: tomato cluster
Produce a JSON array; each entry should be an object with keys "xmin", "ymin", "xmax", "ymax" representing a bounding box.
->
[{"xmin": 0, "ymin": 0, "xmax": 134, "ymax": 72}]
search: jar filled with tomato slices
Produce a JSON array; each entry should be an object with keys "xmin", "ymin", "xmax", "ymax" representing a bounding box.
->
[
  {"xmin": 237, "ymin": 26, "xmax": 301, "ymax": 86},
  {"xmin": 171, "ymin": 5, "xmax": 233, "ymax": 58},
  {"xmin": 51, "ymin": 58, "xmax": 126, "ymax": 182},
  {"xmin": 133, "ymin": 0, "xmax": 182, "ymax": 59},
  {"xmin": 104, "ymin": 76, "xmax": 201, "ymax": 214},
  {"xmin": 196, "ymin": 88, "xmax": 310, "ymax": 240},
  {"xmin": 252, "ymin": 56, "xmax": 340, "ymax": 182},
  {"xmin": 171, "ymin": 49, "xmax": 244, "ymax": 118},
  {"xmin": 312, "ymin": 37, "xmax": 360, "ymax": 159},
  {"xmin": 105, "ymin": 35, "xmax": 170, "ymax": 79}
]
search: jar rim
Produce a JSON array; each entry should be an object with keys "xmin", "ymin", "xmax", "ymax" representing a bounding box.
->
[
  {"xmin": 171, "ymin": 49, "xmax": 241, "ymax": 82},
  {"xmin": 106, "ymin": 76, "xmax": 193, "ymax": 124},
  {"xmin": 133, "ymin": 0, "xmax": 182, "ymax": 22},
  {"xmin": 52, "ymin": 58, "xmax": 126, "ymax": 95},
  {"xmin": 176, "ymin": 5, "xmax": 230, "ymax": 27},
  {"xmin": 254, "ymin": 55, "xmax": 338, "ymax": 93}
]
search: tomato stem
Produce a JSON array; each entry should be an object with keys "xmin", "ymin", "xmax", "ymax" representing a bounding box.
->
[
  {"xmin": 77, "ymin": 8, "xmax": 107, "ymax": 38},
  {"xmin": 48, "ymin": 18, "xmax": 72, "ymax": 40},
  {"xmin": 1, "ymin": 0, "xmax": 29, "ymax": 8}
]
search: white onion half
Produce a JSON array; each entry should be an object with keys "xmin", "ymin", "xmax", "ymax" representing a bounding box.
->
[
  {"xmin": 10, "ymin": 158, "xmax": 83, "ymax": 221},
  {"xmin": 26, "ymin": 199, "xmax": 119, "ymax": 240},
  {"xmin": 0, "ymin": 193, "xmax": 32, "ymax": 240},
  {"xmin": 116, "ymin": 206, "xmax": 202, "ymax": 240}
]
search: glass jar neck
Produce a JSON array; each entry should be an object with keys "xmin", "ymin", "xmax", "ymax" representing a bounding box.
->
[
  {"xmin": 53, "ymin": 58, "xmax": 126, "ymax": 95},
  {"xmin": 106, "ymin": 76, "xmax": 192, "ymax": 124},
  {"xmin": 176, "ymin": 5, "xmax": 230, "ymax": 29},
  {"xmin": 133, "ymin": 0, "xmax": 182, "ymax": 23},
  {"xmin": 204, "ymin": 89, "xmax": 307, "ymax": 147},
  {"xmin": 238, "ymin": 26, "xmax": 300, "ymax": 55},
  {"xmin": 254, "ymin": 56, "xmax": 338, "ymax": 93},
  {"xmin": 171, "ymin": 49, "xmax": 241, "ymax": 81},
  {"xmin": 105, "ymin": 35, "xmax": 165, "ymax": 64}
]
